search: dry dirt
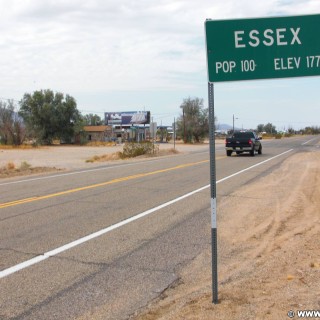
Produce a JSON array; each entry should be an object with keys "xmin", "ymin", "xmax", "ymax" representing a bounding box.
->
[
  {"xmin": 0, "ymin": 142, "xmax": 211, "ymax": 176},
  {"xmin": 132, "ymin": 150, "xmax": 320, "ymax": 320},
  {"xmin": 1, "ymin": 143, "xmax": 319, "ymax": 319},
  {"xmin": 0, "ymin": 143, "xmax": 192, "ymax": 178}
]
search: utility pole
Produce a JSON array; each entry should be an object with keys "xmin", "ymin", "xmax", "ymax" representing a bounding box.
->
[
  {"xmin": 183, "ymin": 108, "xmax": 186, "ymax": 143},
  {"xmin": 173, "ymin": 117, "xmax": 176, "ymax": 150},
  {"xmin": 232, "ymin": 114, "xmax": 238, "ymax": 133}
]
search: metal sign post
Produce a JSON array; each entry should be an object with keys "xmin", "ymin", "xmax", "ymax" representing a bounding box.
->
[{"xmin": 208, "ymin": 82, "xmax": 218, "ymax": 304}]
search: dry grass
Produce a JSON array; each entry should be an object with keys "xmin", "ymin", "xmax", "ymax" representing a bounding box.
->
[
  {"xmin": 0, "ymin": 144, "xmax": 37, "ymax": 150},
  {"xmin": 85, "ymin": 141, "xmax": 117, "ymax": 147},
  {"xmin": 158, "ymin": 148, "xmax": 180, "ymax": 156},
  {"xmin": 86, "ymin": 148, "xmax": 180, "ymax": 163},
  {"xmin": 86, "ymin": 152, "xmax": 122, "ymax": 163},
  {"xmin": 0, "ymin": 161, "xmax": 61, "ymax": 178}
]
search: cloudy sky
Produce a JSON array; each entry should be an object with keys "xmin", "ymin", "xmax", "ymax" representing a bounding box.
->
[{"xmin": 1, "ymin": 0, "xmax": 320, "ymax": 130}]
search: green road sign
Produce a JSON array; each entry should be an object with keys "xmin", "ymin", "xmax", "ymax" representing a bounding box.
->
[{"xmin": 205, "ymin": 14, "xmax": 320, "ymax": 82}]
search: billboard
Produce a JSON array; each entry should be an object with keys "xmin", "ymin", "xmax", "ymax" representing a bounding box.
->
[{"xmin": 105, "ymin": 111, "xmax": 150, "ymax": 125}]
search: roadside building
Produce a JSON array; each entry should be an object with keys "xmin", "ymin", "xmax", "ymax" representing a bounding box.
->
[{"xmin": 83, "ymin": 125, "xmax": 112, "ymax": 142}]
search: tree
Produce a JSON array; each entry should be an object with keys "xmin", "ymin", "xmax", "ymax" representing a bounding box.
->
[
  {"xmin": 303, "ymin": 126, "xmax": 320, "ymax": 134},
  {"xmin": 157, "ymin": 127, "xmax": 168, "ymax": 142},
  {"xmin": 177, "ymin": 97, "xmax": 209, "ymax": 143},
  {"xmin": 19, "ymin": 89, "xmax": 82, "ymax": 144},
  {"xmin": 287, "ymin": 127, "xmax": 295, "ymax": 134},
  {"xmin": 264, "ymin": 123, "xmax": 277, "ymax": 134},
  {"xmin": 0, "ymin": 100, "xmax": 25, "ymax": 145},
  {"xmin": 83, "ymin": 113, "xmax": 102, "ymax": 126},
  {"xmin": 256, "ymin": 124, "xmax": 265, "ymax": 133},
  {"xmin": 256, "ymin": 123, "xmax": 277, "ymax": 134}
]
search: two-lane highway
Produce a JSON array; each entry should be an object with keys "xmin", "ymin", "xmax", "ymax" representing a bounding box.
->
[{"xmin": 0, "ymin": 136, "xmax": 318, "ymax": 319}]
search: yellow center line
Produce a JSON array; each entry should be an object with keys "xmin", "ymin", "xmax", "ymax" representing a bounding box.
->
[{"xmin": 0, "ymin": 159, "xmax": 212, "ymax": 209}]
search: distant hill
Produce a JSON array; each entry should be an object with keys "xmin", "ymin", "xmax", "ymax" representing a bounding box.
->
[
  {"xmin": 215, "ymin": 123, "xmax": 242, "ymax": 133},
  {"xmin": 216, "ymin": 123, "xmax": 232, "ymax": 131}
]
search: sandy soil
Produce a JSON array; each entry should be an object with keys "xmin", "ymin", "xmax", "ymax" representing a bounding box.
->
[
  {"xmin": 0, "ymin": 142, "xmax": 212, "ymax": 173},
  {"xmin": 132, "ymin": 150, "xmax": 320, "ymax": 320}
]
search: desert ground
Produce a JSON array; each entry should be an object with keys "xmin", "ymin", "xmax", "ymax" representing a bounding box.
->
[
  {"xmin": 0, "ymin": 142, "xmax": 209, "ymax": 174},
  {"xmin": 1, "ymin": 142, "xmax": 319, "ymax": 319}
]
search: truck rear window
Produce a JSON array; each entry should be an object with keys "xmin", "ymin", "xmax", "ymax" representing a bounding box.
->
[{"xmin": 232, "ymin": 132, "xmax": 254, "ymax": 139}]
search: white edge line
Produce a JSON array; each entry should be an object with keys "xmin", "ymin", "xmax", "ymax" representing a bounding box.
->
[
  {"xmin": 217, "ymin": 149, "xmax": 293, "ymax": 184},
  {"xmin": 0, "ymin": 256, "xmax": 49, "ymax": 278},
  {"xmin": 0, "ymin": 186, "xmax": 209, "ymax": 279},
  {"xmin": 45, "ymin": 186, "xmax": 209, "ymax": 257},
  {"xmin": 0, "ymin": 149, "xmax": 293, "ymax": 279},
  {"xmin": 302, "ymin": 138, "xmax": 317, "ymax": 145}
]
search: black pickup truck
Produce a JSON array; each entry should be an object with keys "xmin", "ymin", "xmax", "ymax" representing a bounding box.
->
[{"xmin": 225, "ymin": 131, "xmax": 262, "ymax": 157}]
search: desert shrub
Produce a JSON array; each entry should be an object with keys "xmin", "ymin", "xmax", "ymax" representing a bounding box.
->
[
  {"xmin": 284, "ymin": 133, "xmax": 293, "ymax": 138},
  {"xmin": 20, "ymin": 161, "xmax": 31, "ymax": 170},
  {"xmin": 118, "ymin": 142, "xmax": 159, "ymax": 159},
  {"xmin": 260, "ymin": 134, "xmax": 274, "ymax": 139},
  {"xmin": 6, "ymin": 162, "xmax": 15, "ymax": 170}
]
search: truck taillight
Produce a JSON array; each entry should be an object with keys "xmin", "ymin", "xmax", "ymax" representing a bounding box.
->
[{"xmin": 248, "ymin": 140, "xmax": 252, "ymax": 145}]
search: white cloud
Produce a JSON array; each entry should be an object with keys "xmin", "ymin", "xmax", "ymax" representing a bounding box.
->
[
  {"xmin": 0, "ymin": 0, "xmax": 319, "ymax": 128},
  {"xmin": 1, "ymin": 0, "xmax": 210, "ymax": 94}
]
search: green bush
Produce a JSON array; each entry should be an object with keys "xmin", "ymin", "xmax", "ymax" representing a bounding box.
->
[{"xmin": 118, "ymin": 142, "xmax": 159, "ymax": 159}]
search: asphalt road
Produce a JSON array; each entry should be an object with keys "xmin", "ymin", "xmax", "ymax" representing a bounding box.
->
[{"xmin": 0, "ymin": 136, "xmax": 319, "ymax": 320}]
